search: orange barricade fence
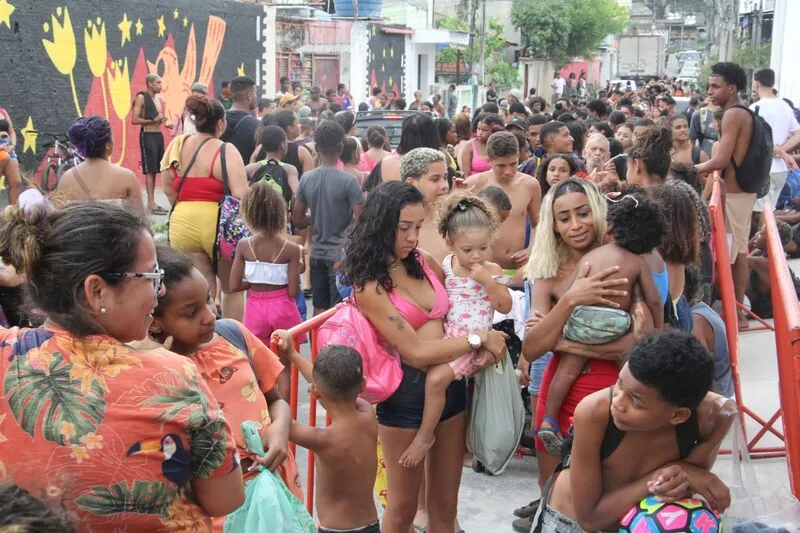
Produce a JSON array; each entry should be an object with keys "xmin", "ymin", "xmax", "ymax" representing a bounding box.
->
[
  {"xmin": 708, "ymin": 179, "xmax": 785, "ymax": 458},
  {"xmin": 764, "ymin": 206, "xmax": 800, "ymax": 497},
  {"xmin": 270, "ymin": 306, "xmax": 338, "ymax": 514}
]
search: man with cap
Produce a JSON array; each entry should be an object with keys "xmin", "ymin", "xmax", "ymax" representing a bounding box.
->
[
  {"xmin": 132, "ymin": 73, "xmax": 168, "ymax": 214},
  {"xmin": 306, "ymin": 86, "xmax": 329, "ymax": 118},
  {"xmin": 279, "ymin": 93, "xmax": 301, "ymax": 112}
]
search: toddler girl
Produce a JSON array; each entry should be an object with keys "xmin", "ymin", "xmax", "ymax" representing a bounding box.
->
[
  {"xmin": 536, "ymin": 190, "xmax": 666, "ymax": 453},
  {"xmin": 230, "ymin": 181, "xmax": 304, "ymax": 394},
  {"xmin": 399, "ymin": 192, "xmax": 513, "ymax": 467}
]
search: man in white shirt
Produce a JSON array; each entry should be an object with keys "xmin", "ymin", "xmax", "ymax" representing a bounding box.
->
[
  {"xmin": 751, "ymin": 68, "xmax": 800, "ymax": 225},
  {"xmin": 550, "ymin": 73, "xmax": 566, "ymax": 106}
]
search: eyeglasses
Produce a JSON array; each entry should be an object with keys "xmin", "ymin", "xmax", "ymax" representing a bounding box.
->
[{"xmin": 108, "ymin": 263, "xmax": 165, "ymax": 295}]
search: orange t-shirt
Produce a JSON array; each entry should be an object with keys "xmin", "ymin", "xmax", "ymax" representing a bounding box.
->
[
  {"xmin": 0, "ymin": 325, "xmax": 239, "ymax": 533},
  {"xmin": 189, "ymin": 321, "xmax": 303, "ymax": 502}
]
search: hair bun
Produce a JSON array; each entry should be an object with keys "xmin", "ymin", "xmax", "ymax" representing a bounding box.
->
[
  {"xmin": 0, "ymin": 205, "xmax": 51, "ymax": 278},
  {"xmin": 185, "ymin": 95, "xmax": 212, "ymax": 127}
]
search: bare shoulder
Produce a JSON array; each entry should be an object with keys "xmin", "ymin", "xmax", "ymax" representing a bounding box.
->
[
  {"xmin": 417, "ymin": 249, "xmax": 444, "ymax": 278},
  {"xmin": 465, "ymin": 171, "xmax": 490, "ymax": 189},
  {"xmin": 697, "ymin": 392, "xmax": 737, "ymax": 438},
  {"xmin": 575, "ymin": 388, "xmax": 613, "ymax": 425}
]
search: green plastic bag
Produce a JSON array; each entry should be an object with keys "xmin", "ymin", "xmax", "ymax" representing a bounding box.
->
[
  {"xmin": 470, "ymin": 352, "xmax": 526, "ymax": 475},
  {"xmin": 224, "ymin": 421, "xmax": 316, "ymax": 533}
]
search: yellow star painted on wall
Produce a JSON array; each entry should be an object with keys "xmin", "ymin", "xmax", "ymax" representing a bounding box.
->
[
  {"xmin": 173, "ymin": 8, "xmax": 179, "ymax": 19},
  {"xmin": 182, "ymin": 16, "xmax": 188, "ymax": 27},
  {"xmin": 156, "ymin": 15, "xmax": 166, "ymax": 37},
  {"xmin": 389, "ymin": 76, "xmax": 393, "ymax": 87},
  {"xmin": 21, "ymin": 116, "xmax": 38, "ymax": 154},
  {"xmin": 382, "ymin": 48, "xmax": 386, "ymax": 58},
  {"xmin": 0, "ymin": 0, "xmax": 14, "ymax": 29},
  {"xmin": 118, "ymin": 13, "xmax": 132, "ymax": 46},
  {"xmin": 237, "ymin": 63, "xmax": 245, "ymax": 76},
  {"xmin": 135, "ymin": 18, "xmax": 143, "ymax": 36},
  {"xmin": 390, "ymin": 46, "xmax": 394, "ymax": 58}
]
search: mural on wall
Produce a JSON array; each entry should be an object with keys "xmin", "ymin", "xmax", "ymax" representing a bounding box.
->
[
  {"xmin": 0, "ymin": 0, "xmax": 262, "ymax": 182},
  {"xmin": 367, "ymin": 24, "xmax": 405, "ymax": 97}
]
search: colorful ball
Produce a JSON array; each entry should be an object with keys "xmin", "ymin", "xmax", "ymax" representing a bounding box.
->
[{"xmin": 618, "ymin": 496, "xmax": 721, "ymax": 533}]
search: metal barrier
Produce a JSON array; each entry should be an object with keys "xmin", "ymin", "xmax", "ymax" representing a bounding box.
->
[
  {"xmin": 708, "ymin": 179, "xmax": 786, "ymax": 458},
  {"xmin": 764, "ymin": 206, "xmax": 800, "ymax": 497},
  {"xmin": 270, "ymin": 306, "xmax": 338, "ymax": 514}
]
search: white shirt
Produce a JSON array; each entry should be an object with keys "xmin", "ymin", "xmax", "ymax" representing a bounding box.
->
[
  {"xmin": 553, "ymin": 77, "xmax": 566, "ymax": 95},
  {"xmin": 750, "ymin": 97, "xmax": 800, "ymax": 173}
]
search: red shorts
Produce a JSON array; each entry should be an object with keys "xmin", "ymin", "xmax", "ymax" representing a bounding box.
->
[{"xmin": 534, "ymin": 353, "xmax": 619, "ymax": 453}]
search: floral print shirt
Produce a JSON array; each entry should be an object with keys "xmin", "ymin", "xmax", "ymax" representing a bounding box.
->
[
  {"xmin": 191, "ymin": 322, "xmax": 303, "ymax": 503},
  {"xmin": 0, "ymin": 325, "xmax": 239, "ymax": 533}
]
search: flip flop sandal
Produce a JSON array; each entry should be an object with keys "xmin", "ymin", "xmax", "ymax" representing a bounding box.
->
[
  {"xmin": 536, "ymin": 416, "xmax": 564, "ymax": 455},
  {"xmin": 513, "ymin": 498, "xmax": 541, "ymax": 519},
  {"xmin": 413, "ymin": 526, "xmax": 426, "ymax": 533},
  {"xmin": 149, "ymin": 205, "xmax": 169, "ymax": 216}
]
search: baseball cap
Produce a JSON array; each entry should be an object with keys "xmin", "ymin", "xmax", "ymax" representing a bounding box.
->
[
  {"xmin": 508, "ymin": 89, "xmax": 523, "ymax": 100},
  {"xmin": 279, "ymin": 93, "xmax": 300, "ymax": 107},
  {"xmin": 506, "ymin": 118, "xmax": 528, "ymax": 131}
]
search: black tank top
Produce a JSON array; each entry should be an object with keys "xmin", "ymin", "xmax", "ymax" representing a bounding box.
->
[
  {"xmin": 599, "ymin": 387, "xmax": 700, "ymax": 461},
  {"xmin": 283, "ymin": 142, "xmax": 304, "ymax": 179},
  {"xmin": 137, "ymin": 91, "xmax": 158, "ymax": 121}
]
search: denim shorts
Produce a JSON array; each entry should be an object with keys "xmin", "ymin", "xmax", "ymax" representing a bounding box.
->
[{"xmin": 528, "ymin": 351, "xmax": 553, "ymax": 395}]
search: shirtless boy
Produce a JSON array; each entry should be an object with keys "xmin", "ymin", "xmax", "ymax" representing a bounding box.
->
[
  {"xmin": 273, "ymin": 331, "xmax": 379, "ymax": 533},
  {"xmin": 539, "ymin": 329, "xmax": 735, "ymax": 533},
  {"xmin": 695, "ymin": 62, "xmax": 756, "ymax": 330},
  {"xmin": 400, "ymin": 147, "xmax": 451, "ymax": 262},
  {"xmin": 465, "ymin": 131, "xmax": 541, "ymax": 279},
  {"xmin": 132, "ymin": 73, "xmax": 168, "ymax": 215}
]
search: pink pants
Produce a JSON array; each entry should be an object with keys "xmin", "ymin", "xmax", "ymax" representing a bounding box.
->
[{"xmin": 244, "ymin": 289, "xmax": 303, "ymax": 344}]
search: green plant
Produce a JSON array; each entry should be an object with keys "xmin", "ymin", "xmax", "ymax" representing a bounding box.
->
[
  {"xmin": 511, "ymin": 0, "xmax": 627, "ymax": 67},
  {"xmin": 435, "ymin": 16, "xmax": 507, "ymax": 65},
  {"xmin": 733, "ymin": 41, "xmax": 771, "ymax": 71},
  {"xmin": 697, "ymin": 53, "xmax": 717, "ymax": 94},
  {"xmin": 489, "ymin": 61, "xmax": 521, "ymax": 87}
]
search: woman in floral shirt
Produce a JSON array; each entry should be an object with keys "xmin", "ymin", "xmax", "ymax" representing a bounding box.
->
[{"xmin": 0, "ymin": 203, "xmax": 244, "ymax": 532}]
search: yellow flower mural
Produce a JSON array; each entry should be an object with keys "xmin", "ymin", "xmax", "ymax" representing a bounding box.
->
[
  {"xmin": 107, "ymin": 57, "xmax": 131, "ymax": 164},
  {"xmin": 42, "ymin": 6, "xmax": 81, "ymax": 116},
  {"xmin": 84, "ymin": 18, "xmax": 109, "ymax": 119}
]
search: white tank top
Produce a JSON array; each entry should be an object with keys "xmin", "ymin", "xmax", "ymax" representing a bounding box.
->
[{"xmin": 244, "ymin": 239, "xmax": 290, "ymax": 285}]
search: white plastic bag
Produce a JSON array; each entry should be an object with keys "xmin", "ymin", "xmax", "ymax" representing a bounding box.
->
[
  {"xmin": 724, "ymin": 416, "xmax": 800, "ymax": 531},
  {"xmin": 469, "ymin": 352, "xmax": 526, "ymax": 475}
]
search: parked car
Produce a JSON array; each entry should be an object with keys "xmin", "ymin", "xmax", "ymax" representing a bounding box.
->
[{"xmin": 354, "ymin": 110, "xmax": 434, "ymax": 150}]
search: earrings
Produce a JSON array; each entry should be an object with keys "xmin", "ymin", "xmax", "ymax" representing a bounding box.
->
[{"xmin": 100, "ymin": 306, "xmax": 107, "ymax": 314}]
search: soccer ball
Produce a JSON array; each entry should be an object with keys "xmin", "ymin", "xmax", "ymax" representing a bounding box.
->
[{"xmin": 618, "ymin": 496, "xmax": 721, "ymax": 533}]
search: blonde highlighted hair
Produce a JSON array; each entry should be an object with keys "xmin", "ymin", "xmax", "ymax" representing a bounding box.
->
[{"xmin": 525, "ymin": 178, "xmax": 607, "ymax": 280}]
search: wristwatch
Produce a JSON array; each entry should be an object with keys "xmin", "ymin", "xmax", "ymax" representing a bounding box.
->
[{"xmin": 467, "ymin": 333, "xmax": 482, "ymax": 352}]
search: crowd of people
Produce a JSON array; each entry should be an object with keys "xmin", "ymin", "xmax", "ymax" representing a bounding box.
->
[{"xmin": 0, "ymin": 60, "xmax": 797, "ymax": 533}]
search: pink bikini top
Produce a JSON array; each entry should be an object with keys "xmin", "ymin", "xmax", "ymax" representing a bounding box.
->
[
  {"xmin": 388, "ymin": 253, "xmax": 449, "ymax": 330},
  {"xmin": 469, "ymin": 138, "xmax": 492, "ymax": 175}
]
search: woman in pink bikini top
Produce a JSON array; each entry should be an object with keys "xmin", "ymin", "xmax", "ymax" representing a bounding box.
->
[
  {"xmin": 341, "ymin": 180, "xmax": 507, "ymax": 533},
  {"xmin": 460, "ymin": 113, "xmax": 505, "ymax": 176}
]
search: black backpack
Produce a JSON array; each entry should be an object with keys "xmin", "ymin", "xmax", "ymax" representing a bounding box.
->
[
  {"xmin": 249, "ymin": 159, "xmax": 292, "ymax": 206},
  {"xmin": 731, "ymin": 104, "xmax": 773, "ymax": 198}
]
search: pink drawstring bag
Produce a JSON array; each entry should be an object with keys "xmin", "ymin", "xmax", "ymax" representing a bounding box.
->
[{"xmin": 316, "ymin": 300, "xmax": 403, "ymax": 404}]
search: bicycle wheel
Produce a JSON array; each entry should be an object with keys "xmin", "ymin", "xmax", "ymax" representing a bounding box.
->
[{"xmin": 41, "ymin": 163, "xmax": 59, "ymax": 192}]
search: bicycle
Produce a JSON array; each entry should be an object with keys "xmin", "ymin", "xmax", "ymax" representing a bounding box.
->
[{"xmin": 34, "ymin": 131, "xmax": 84, "ymax": 192}]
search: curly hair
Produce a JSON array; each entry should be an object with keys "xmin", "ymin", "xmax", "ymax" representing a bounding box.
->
[
  {"xmin": 668, "ymin": 162, "xmax": 703, "ymax": 195},
  {"xmin": 477, "ymin": 185, "xmax": 512, "ymax": 213},
  {"xmin": 313, "ymin": 345, "xmax": 364, "ymax": 401},
  {"xmin": 241, "ymin": 180, "xmax": 287, "ymax": 235},
  {"xmin": 437, "ymin": 191, "xmax": 499, "ymax": 239},
  {"xmin": 535, "ymin": 153, "xmax": 583, "ymax": 197},
  {"xmin": 367, "ymin": 125, "xmax": 387, "ymax": 148},
  {"xmin": 487, "ymin": 131, "xmax": 519, "ymax": 159},
  {"xmin": 0, "ymin": 482, "xmax": 77, "ymax": 533},
  {"xmin": 629, "ymin": 126, "xmax": 672, "ymax": 181},
  {"xmin": 648, "ymin": 184, "xmax": 700, "ymax": 264},
  {"xmin": 711, "ymin": 62, "xmax": 747, "ymax": 92},
  {"xmin": 607, "ymin": 188, "xmax": 665, "ymax": 254},
  {"xmin": 184, "ymin": 95, "xmax": 225, "ymax": 135},
  {"xmin": 628, "ymin": 329, "xmax": 714, "ymax": 408},
  {"xmin": 400, "ymin": 148, "xmax": 445, "ymax": 181},
  {"xmin": 341, "ymin": 181, "xmax": 424, "ymax": 293},
  {"xmin": 153, "ymin": 243, "xmax": 195, "ymax": 317}
]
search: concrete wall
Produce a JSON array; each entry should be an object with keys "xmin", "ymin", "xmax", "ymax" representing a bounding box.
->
[
  {"xmin": 1, "ymin": 0, "xmax": 263, "ymax": 179},
  {"xmin": 770, "ymin": 0, "xmax": 799, "ymax": 104}
]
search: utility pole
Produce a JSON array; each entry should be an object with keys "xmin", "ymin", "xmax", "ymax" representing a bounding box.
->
[
  {"xmin": 479, "ymin": 0, "xmax": 486, "ymax": 88},
  {"xmin": 468, "ymin": 0, "xmax": 478, "ymax": 114}
]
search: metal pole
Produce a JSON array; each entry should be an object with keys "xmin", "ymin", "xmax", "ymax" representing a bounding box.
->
[
  {"xmin": 479, "ymin": 0, "xmax": 486, "ymax": 88},
  {"xmin": 468, "ymin": 0, "xmax": 478, "ymax": 114}
]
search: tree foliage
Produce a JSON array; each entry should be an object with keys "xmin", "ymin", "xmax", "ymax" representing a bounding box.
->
[
  {"xmin": 489, "ymin": 61, "xmax": 521, "ymax": 87},
  {"xmin": 435, "ymin": 16, "xmax": 507, "ymax": 65},
  {"xmin": 734, "ymin": 41, "xmax": 772, "ymax": 71},
  {"xmin": 511, "ymin": 0, "xmax": 628, "ymax": 67}
]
